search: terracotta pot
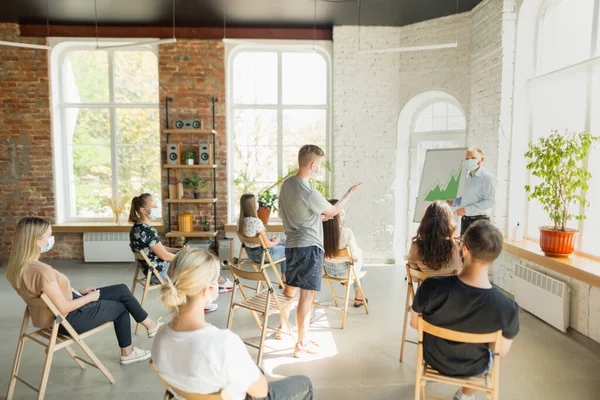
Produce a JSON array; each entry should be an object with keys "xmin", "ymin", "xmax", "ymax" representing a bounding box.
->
[
  {"xmin": 257, "ymin": 207, "xmax": 271, "ymax": 226},
  {"xmin": 539, "ymin": 226, "xmax": 578, "ymax": 257}
]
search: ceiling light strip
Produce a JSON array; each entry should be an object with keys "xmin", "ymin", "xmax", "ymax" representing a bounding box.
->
[{"xmin": 358, "ymin": 41, "xmax": 458, "ymax": 54}]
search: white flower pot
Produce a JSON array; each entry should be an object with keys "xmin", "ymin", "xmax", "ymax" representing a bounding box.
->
[{"xmin": 186, "ymin": 159, "xmax": 194, "ymax": 165}]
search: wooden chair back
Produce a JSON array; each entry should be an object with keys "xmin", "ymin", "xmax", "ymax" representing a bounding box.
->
[
  {"xmin": 7, "ymin": 293, "xmax": 114, "ymax": 400},
  {"xmin": 235, "ymin": 232, "xmax": 284, "ymax": 290},
  {"xmin": 149, "ymin": 360, "xmax": 223, "ymax": 400},
  {"xmin": 400, "ymin": 264, "xmax": 460, "ymax": 362},
  {"xmin": 414, "ymin": 316, "xmax": 501, "ymax": 400},
  {"xmin": 314, "ymin": 246, "xmax": 368, "ymax": 329},
  {"xmin": 131, "ymin": 250, "xmax": 165, "ymax": 334}
]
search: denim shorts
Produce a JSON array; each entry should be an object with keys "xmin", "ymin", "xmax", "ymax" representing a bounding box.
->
[
  {"xmin": 284, "ymin": 246, "xmax": 324, "ymax": 291},
  {"xmin": 477, "ymin": 349, "xmax": 494, "ymax": 377}
]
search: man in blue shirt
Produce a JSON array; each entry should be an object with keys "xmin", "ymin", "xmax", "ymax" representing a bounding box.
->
[{"xmin": 446, "ymin": 148, "xmax": 497, "ymax": 235}]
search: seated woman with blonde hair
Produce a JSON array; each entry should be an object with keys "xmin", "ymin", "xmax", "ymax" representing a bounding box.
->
[
  {"xmin": 407, "ymin": 200, "xmax": 463, "ymax": 275},
  {"xmin": 152, "ymin": 248, "xmax": 313, "ymax": 400},
  {"xmin": 6, "ymin": 217, "xmax": 162, "ymax": 365},
  {"xmin": 238, "ymin": 193, "xmax": 286, "ymax": 284}
]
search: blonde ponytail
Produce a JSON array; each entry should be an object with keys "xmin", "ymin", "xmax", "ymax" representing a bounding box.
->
[{"xmin": 160, "ymin": 248, "xmax": 220, "ymax": 314}]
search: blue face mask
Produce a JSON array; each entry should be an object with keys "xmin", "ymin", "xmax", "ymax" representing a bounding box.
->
[
  {"xmin": 41, "ymin": 236, "xmax": 55, "ymax": 253},
  {"xmin": 464, "ymin": 159, "xmax": 479, "ymax": 172}
]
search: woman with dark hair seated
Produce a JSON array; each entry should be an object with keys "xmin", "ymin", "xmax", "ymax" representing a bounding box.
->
[
  {"xmin": 407, "ymin": 200, "xmax": 463, "ymax": 275},
  {"xmin": 322, "ymin": 199, "xmax": 367, "ymax": 307}
]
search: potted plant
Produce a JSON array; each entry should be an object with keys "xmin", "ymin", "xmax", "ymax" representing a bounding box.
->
[
  {"xmin": 183, "ymin": 152, "xmax": 195, "ymax": 165},
  {"xmin": 257, "ymin": 189, "xmax": 278, "ymax": 225},
  {"xmin": 524, "ymin": 129, "xmax": 598, "ymax": 257},
  {"xmin": 183, "ymin": 175, "xmax": 209, "ymax": 199}
]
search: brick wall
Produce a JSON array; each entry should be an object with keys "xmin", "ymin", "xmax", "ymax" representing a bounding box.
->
[
  {"xmin": 158, "ymin": 40, "xmax": 227, "ymax": 239},
  {"xmin": 0, "ymin": 25, "xmax": 227, "ymax": 261},
  {"xmin": 333, "ymin": 13, "xmax": 472, "ymax": 262},
  {"xmin": 468, "ymin": 0, "xmax": 517, "ymax": 232},
  {"xmin": 0, "ymin": 23, "xmax": 61, "ymax": 260}
]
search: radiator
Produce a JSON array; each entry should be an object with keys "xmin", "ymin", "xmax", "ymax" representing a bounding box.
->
[
  {"xmin": 513, "ymin": 263, "xmax": 570, "ymax": 332},
  {"xmin": 83, "ymin": 232, "xmax": 134, "ymax": 262}
]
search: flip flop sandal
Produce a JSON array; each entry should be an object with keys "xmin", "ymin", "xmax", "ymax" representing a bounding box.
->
[{"xmin": 353, "ymin": 298, "xmax": 368, "ymax": 308}]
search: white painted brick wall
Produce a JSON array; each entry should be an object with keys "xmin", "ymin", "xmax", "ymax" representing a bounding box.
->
[
  {"xmin": 333, "ymin": 13, "xmax": 472, "ymax": 262},
  {"xmin": 493, "ymin": 251, "xmax": 600, "ymax": 343},
  {"xmin": 468, "ymin": 0, "xmax": 517, "ymax": 233}
]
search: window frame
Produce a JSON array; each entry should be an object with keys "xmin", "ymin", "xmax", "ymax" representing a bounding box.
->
[
  {"xmin": 51, "ymin": 40, "xmax": 161, "ymax": 223},
  {"xmin": 522, "ymin": 0, "xmax": 600, "ymax": 256},
  {"xmin": 226, "ymin": 42, "xmax": 333, "ymax": 223}
]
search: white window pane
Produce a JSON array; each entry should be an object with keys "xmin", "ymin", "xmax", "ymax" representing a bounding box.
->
[
  {"xmin": 448, "ymin": 103, "xmax": 463, "ymax": 117},
  {"xmin": 448, "ymin": 116, "xmax": 466, "ymax": 130},
  {"xmin": 233, "ymin": 52, "xmax": 277, "ymax": 104},
  {"xmin": 70, "ymin": 145, "xmax": 112, "ymax": 218},
  {"xmin": 233, "ymin": 109, "xmax": 277, "ymax": 146},
  {"xmin": 116, "ymin": 108, "xmax": 159, "ymax": 144},
  {"xmin": 538, "ymin": 0, "xmax": 594, "ymax": 75},
  {"xmin": 114, "ymin": 51, "xmax": 158, "ymax": 103},
  {"xmin": 415, "ymin": 116, "xmax": 433, "ymax": 132},
  {"xmin": 66, "ymin": 108, "xmax": 110, "ymax": 145},
  {"xmin": 282, "ymin": 52, "xmax": 327, "ymax": 105},
  {"xmin": 64, "ymin": 51, "xmax": 109, "ymax": 103},
  {"xmin": 433, "ymin": 102, "xmax": 448, "ymax": 117},
  {"xmin": 117, "ymin": 146, "xmax": 161, "ymax": 188},
  {"xmin": 432, "ymin": 117, "xmax": 448, "ymax": 131},
  {"xmin": 282, "ymin": 109, "xmax": 326, "ymax": 147}
]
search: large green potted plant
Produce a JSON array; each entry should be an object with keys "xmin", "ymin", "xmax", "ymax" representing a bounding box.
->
[
  {"xmin": 257, "ymin": 189, "xmax": 278, "ymax": 225},
  {"xmin": 524, "ymin": 129, "xmax": 598, "ymax": 257}
]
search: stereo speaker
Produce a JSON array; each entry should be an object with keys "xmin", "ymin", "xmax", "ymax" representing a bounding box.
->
[
  {"xmin": 175, "ymin": 119, "xmax": 202, "ymax": 130},
  {"xmin": 199, "ymin": 144, "xmax": 211, "ymax": 165},
  {"xmin": 167, "ymin": 144, "xmax": 181, "ymax": 165}
]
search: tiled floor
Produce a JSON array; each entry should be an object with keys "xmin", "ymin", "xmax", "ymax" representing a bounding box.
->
[{"xmin": 0, "ymin": 261, "xmax": 598, "ymax": 399}]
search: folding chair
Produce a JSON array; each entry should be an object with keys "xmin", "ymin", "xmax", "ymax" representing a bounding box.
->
[
  {"xmin": 150, "ymin": 360, "xmax": 223, "ymax": 400},
  {"xmin": 400, "ymin": 265, "xmax": 458, "ymax": 362},
  {"xmin": 236, "ymin": 232, "xmax": 285, "ymax": 291},
  {"xmin": 312, "ymin": 247, "xmax": 368, "ymax": 329},
  {"xmin": 6, "ymin": 294, "xmax": 115, "ymax": 400},
  {"xmin": 131, "ymin": 250, "xmax": 166, "ymax": 334},
  {"xmin": 226, "ymin": 263, "xmax": 296, "ymax": 365},
  {"xmin": 414, "ymin": 316, "xmax": 501, "ymax": 400}
]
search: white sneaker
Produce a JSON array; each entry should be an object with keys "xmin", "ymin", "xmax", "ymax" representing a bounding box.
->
[
  {"xmin": 204, "ymin": 303, "xmax": 219, "ymax": 313},
  {"xmin": 454, "ymin": 389, "xmax": 474, "ymax": 400},
  {"xmin": 219, "ymin": 278, "xmax": 234, "ymax": 294},
  {"xmin": 147, "ymin": 317, "xmax": 164, "ymax": 338},
  {"xmin": 120, "ymin": 347, "xmax": 151, "ymax": 365}
]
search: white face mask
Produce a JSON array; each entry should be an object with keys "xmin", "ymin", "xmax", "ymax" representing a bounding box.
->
[
  {"xmin": 145, "ymin": 207, "xmax": 161, "ymax": 220},
  {"xmin": 41, "ymin": 236, "xmax": 55, "ymax": 253},
  {"xmin": 464, "ymin": 159, "xmax": 479, "ymax": 172},
  {"xmin": 207, "ymin": 284, "xmax": 219, "ymax": 303}
]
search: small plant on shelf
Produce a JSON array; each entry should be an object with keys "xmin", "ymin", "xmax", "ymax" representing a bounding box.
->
[
  {"xmin": 183, "ymin": 175, "xmax": 209, "ymax": 199},
  {"xmin": 183, "ymin": 151, "xmax": 195, "ymax": 165},
  {"xmin": 257, "ymin": 189, "xmax": 278, "ymax": 225},
  {"xmin": 524, "ymin": 129, "xmax": 599, "ymax": 257},
  {"xmin": 202, "ymin": 216, "xmax": 210, "ymax": 232}
]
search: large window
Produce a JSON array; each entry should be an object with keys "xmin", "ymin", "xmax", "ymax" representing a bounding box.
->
[
  {"xmin": 524, "ymin": 0, "xmax": 600, "ymax": 256},
  {"xmin": 228, "ymin": 47, "xmax": 330, "ymax": 220},
  {"xmin": 407, "ymin": 99, "xmax": 466, "ymax": 247},
  {"xmin": 53, "ymin": 44, "xmax": 161, "ymax": 221}
]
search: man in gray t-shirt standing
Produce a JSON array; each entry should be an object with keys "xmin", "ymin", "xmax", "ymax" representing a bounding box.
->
[{"xmin": 279, "ymin": 144, "xmax": 362, "ymax": 358}]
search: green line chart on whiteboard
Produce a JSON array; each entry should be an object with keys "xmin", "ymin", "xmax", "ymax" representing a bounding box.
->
[
  {"xmin": 413, "ymin": 147, "xmax": 467, "ymax": 223},
  {"xmin": 423, "ymin": 167, "xmax": 462, "ymax": 201}
]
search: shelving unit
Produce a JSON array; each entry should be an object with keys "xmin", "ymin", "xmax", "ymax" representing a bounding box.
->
[{"xmin": 164, "ymin": 96, "xmax": 219, "ymax": 242}]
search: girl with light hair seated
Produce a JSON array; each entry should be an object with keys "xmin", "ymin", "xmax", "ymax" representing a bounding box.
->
[
  {"xmin": 6, "ymin": 217, "xmax": 162, "ymax": 365},
  {"xmin": 151, "ymin": 248, "xmax": 314, "ymax": 400}
]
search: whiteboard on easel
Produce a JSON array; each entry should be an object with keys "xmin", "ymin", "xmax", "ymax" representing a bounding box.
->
[{"xmin": 413, "ymin": 147, "xmax": 467, "ymax": 223}]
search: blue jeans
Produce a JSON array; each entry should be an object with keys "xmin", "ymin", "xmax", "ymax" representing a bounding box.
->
[
  {"xmin": 247, "ymin": 237, "xmax": 287, "ymax": 275},
  {"xmin": 149, "ymin": 264, "xmax": 170, "ymax": 285}
]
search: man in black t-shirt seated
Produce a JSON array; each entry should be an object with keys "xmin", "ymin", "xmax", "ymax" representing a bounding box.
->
[{"xmin": 410, "ymin": 220, "xmax": 519, "ymax": 400}]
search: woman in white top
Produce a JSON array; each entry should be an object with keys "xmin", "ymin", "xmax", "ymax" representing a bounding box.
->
[
  {"xmin": 322, "ymin": 199, "xmax": 367, "ymax": 307},
  {"xmin": 238, "ymin": 194, "xmax": 286, "ymax": 283},
  {"xmin": 152, "ymin": 248, "xmax": 313, "ymax": 400}
]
